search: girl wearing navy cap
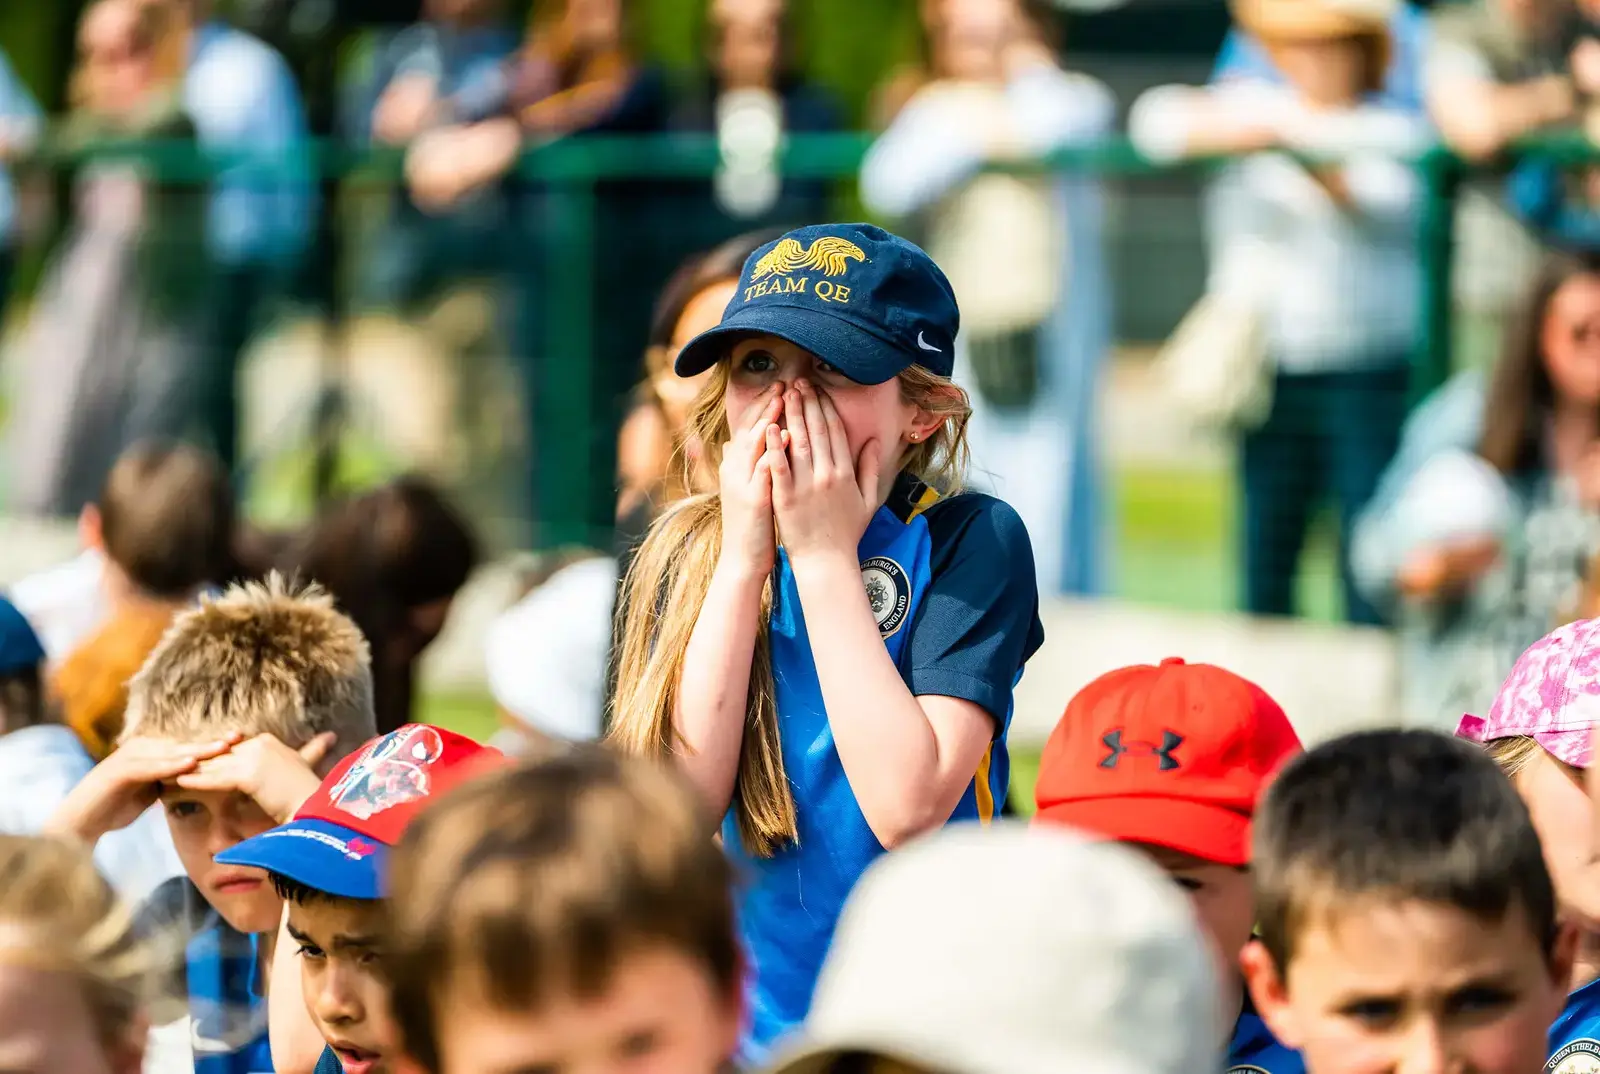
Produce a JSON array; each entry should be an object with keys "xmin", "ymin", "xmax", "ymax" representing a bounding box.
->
[{"xmin": 610, "ymin": 223, "xmax": 1044, "ymax": 1061}]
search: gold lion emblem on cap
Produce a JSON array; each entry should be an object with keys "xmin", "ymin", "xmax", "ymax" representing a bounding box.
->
[{"xmin": 750, "ymin": 236, "xmax": 867, "ymax": 281}]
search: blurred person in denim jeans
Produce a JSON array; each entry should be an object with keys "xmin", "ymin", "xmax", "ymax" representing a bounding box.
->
[
  {"xmin": 0, "ymin": 50, "xmax": 40, "ymax": 326},
  {"xmin": 1131, "ymin": 0, "xmax": 1429, "ymax": 626},
  {"xmin": 171, "ymin": 0, "xmax": 315, "ymax": 475}
]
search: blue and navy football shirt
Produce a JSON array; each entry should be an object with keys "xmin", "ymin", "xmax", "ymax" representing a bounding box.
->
[
  {"xmin": 1230, "ymin": 993, "xmax": 1304, "ymax": 1074},
  {"xmin": 1548, "ymin": 976, "xmax": 1600, "ymax": 1072},
  {"xmin": 727, "ymin": 472, "xmax": 1044, "ymax": 1063}
]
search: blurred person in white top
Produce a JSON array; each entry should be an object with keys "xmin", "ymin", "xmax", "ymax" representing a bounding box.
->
[
  {"xmin": 862, "ymin": 0, "xmax": 1115, "ymax": 598},
  {"xmin": 1129, "ymin": 0, "xmax": 1430, "ymax": 626}
]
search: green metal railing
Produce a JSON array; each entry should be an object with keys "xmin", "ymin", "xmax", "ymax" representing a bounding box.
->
[{"xmin": 19, "ymin": 131, "xmax": 1594, "ymax": 545}]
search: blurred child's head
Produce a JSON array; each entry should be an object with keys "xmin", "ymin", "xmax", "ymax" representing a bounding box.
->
[
  {"xmin": 644, "ymin": 229, "xmax": 780, "ymax": 437},
  {"xmin": 1458, "ymin": 618, "xmax": 1598, "ymax": 939},
  {"xmin": 0, "ymin": 598, "xmax": 47, "ymax": 737},
  {"xmin": 1231, "ymin": 0, "xmax": 1390, "ymax": 104},
  {"xmin": 123, "ymin": 575, "xmax": 375, "ymax": 933},
  {"xmin": 763, "ymin": 824, "xmax": 1222, "ymax": 1074},
  {"xmin": 90, "ymin": 441, "xmax": 235, "ymax": 603},
  {"xmin": 1243, "ymin": 729, "xmax": 1571, "ymax": 1074},
  {"xmin": 52, "ymin": 603, "xmax": 178, "ymax": 760},
  {"xmin": 217, "ymin": 725, "xmax": 503, "ymax": 1074},
  {"xmin": 75, "ymin": 0, "xmax": 170, "ymax": 117},
  {"xmin": 1032, "ymin": 657, "xmax": 1301, "ymax": 1005},
  {"xmin": 612, "ymin": 223, "xmax": 970, "ymax": 859},
  {"xmin": 0, "ymin": 834, "xmax": 149, "ymax": 1074},
  {"xmin": 485, "ymin": 556, "xmax": 617, "ymax": 751},
  {"xmin": 385, "ymin": 749, "xmax": 742, "ymax": 1074}
]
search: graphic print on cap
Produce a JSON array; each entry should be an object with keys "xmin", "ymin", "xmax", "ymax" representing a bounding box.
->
[
  {"xmin": 749, "ymin": 236, "xmax": 867, "ymax": 281},
  {"xmin": 327, "ymin": 725, "xmax": 445, "ymax": 821}
]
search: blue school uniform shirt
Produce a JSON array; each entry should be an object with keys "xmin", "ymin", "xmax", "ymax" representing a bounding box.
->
[
  {"xmin": 139, "ymin": 876, "xmax": 273, "ymax": 1073},
  {"xmin": 1231, "ymin": 994, "xmax": 1304, "ymax": 1074},
  {"xmin": 727, "ymin": 474, "xmax": 1044, "ymax": 1064},
  {"xmin": 314, "ymin": 1046, "xmax": 343, "ymax": 1074},
  {"xmin": 1548, "ymin": 977, "xmax": 1600, "ymax": 1071}
]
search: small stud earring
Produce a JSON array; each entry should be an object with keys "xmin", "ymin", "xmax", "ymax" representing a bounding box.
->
[{"xmin": 910, "ymin": 433, "xmax": 921, "ymax": 442}]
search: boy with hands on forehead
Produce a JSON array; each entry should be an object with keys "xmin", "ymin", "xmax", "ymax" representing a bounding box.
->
[{"xmin": 48, "ymin": 576, "xmax": 377, "ymax": 1074}]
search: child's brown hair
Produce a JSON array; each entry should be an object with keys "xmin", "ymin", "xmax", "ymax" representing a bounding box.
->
[
  {"xmin": 97, "ymin": 440, "xmax": 235, "ymax": 600},
  {"xmin": 1254, "ymin": 729, "xmax": 1558, "ymax": 973},
  {"xmin": 384, "ymin": 748, "xmax": 739, "ymax": 1073},
  {"xmin": 120, "ymin": 574, "xmax": 375, "ymax": 756}
]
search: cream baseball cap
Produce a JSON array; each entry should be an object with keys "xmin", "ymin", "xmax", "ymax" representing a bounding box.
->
[{"xmin": 762, "ymin": 823, "xmax": 1223, "ymax": 1074}]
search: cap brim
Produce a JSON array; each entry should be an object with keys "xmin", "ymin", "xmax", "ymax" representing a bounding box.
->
[
  {"xmin": 1536, "ymin": 729, "xmax": 1592, "ymax": 769},
  {"xmin": 215, "ymin": 818, "xmax": 388, "ymax": 900},
  {"xmin": 1034, "ymin": 796, "xmax": 1252, "ymax": 867},
  {"xmin": 674, "ymin": 302, "xmax": 913, "ymax": 385}
]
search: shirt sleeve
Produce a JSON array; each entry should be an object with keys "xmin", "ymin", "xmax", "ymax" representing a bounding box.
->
[{"xmin": 903, "ymin": 497, "xmax": 1045, "ymax": 728}]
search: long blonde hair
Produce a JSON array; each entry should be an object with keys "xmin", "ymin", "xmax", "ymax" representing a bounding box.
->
[{"xmin": 608, "ymin": 362, "xmax": 972, "ymax": 857}]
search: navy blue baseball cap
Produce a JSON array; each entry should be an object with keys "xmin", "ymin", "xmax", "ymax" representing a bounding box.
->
[
  {"xmin": 0, "ymin": 597, "xmax": 44, "ymax": 676},
  {"xmin": 674, "ymin": 223, "xmax": 960, "ymax": 385}
]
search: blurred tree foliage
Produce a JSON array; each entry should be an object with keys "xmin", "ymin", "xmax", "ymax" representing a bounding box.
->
[{"xmin": 0, "ymin": 0, "xmax": 924, "ymax": 127}]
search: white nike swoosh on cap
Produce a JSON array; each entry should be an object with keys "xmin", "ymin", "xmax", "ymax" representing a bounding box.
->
[{"xmin": 916, "ymin": 332, "xmax": 940, "ymax": 353}]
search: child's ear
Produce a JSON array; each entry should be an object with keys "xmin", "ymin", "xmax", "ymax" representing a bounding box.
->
[
  {"xmin": 1240, "ymin": 939, "xmax": 1301, "ymax": 1049},
  {"xmin": 1551, "ymin": 917, "xmax": 1581, "ymax": 989}
]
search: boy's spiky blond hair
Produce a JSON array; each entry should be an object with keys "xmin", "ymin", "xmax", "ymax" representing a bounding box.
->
[{"xmin": 121, "ymin": 574, "xmax": 375, "ymax": 755}]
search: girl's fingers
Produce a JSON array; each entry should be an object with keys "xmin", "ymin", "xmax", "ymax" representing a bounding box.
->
[
  {"xmin": 765, "ymin": 425, "xmax": 793, "ymax": 501},
  {"xmin": 818, "ymin": 391, "xmax": 851, "ymax": 472},
  {"xmin": 740, "ymin": 386, "xmax": 782, "ymax": 433},
  {"xmin": 784, "ymin": 387, "xmax": 811, "ymax": 470},
  {"xmin": 798, "ymin": 381, "xmax": 832, "ymax": 471}
]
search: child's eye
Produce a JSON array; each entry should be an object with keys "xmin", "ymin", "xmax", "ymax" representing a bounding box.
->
[
  {"xmin": 739, "ymin": 350, "xmax": 776, "ymax": 374},
  {"xmin": 1338, "ymin": 998, "xmax": 1400, "ymax": 1029},
  {"xmin": 1170, "ymin": 875, "xmax": 1203, "ymax": 893},
  {"xmin": 617, "ymin": 1028, "xmax": 661, "ymax": 1058},
  {"xmin": 357, "ymin": 950, "xmax": 383, "ymax": 967},
  {"xmin": 165, "ymin": 800, "xmax": 202, "ymax": 820},
  {"xmin": 815, "ymin": 360, "xmax": 842, "ymax": 376},
  {"xmin": 295, "ymin": 943, "xmax": 325, "ymax": 962},
  {"xmin": 1447, "ymin": 985, "xmax": 1514, "ymax": 1021}
]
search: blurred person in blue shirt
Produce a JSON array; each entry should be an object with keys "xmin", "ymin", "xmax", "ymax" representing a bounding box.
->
[
  {"xmin": 0, "ymin": 49, "xmax": 41, "ymax": 322},
  {"xmin": 1213, "ymin": 0, "xmax": 1431, "ymax": 110},
  {"xmin": 357, "ymin": 0, "xmax": 519, "ymax": 311},
  {"xmin": 174, "ymin": 0, "xmax": 315, "ymax": 473}
]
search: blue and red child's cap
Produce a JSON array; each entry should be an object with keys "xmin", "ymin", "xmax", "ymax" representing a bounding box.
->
[
  {"xmin": 216, "ymin": 724, "xmax": 503, "ymax": 900},
  {"xmin": 673, "ymin": 222, "xmax": 960, "ymax": 384}
]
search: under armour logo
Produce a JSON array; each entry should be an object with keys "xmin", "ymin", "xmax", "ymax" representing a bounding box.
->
[{"xmin": 1100, "ymin": 729, "xmax": 1184, "ymax": 771}]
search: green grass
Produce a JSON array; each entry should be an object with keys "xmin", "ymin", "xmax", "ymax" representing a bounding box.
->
[{"xmin": 1113, "ymin": 464, "xmax": 1345, "ymax": 622}]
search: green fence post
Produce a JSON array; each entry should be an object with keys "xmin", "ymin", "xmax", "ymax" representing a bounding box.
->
[
  {"xmin": 536, "ymin": 159, "xmax": 600, "ymax": 549},
  {"xmin": 1414, "ymin": 144, "xmax": 1461, "ymax": 401}
]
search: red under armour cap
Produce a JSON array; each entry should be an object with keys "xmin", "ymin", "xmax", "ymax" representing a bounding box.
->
[{"xmin": 1032, "ymin": 658, "xmax": 1302, "ymax": 866}]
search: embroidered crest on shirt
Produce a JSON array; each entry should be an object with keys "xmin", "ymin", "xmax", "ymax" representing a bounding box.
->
[
  {"xmin": 860, "ymin": 556, "xmax": 911, "ymax": 638},
  {"xmin": 1549, "ymin": 1039, "xmax": 1600, "ymax": 1073},
  {"xmin": 327, "ymin": 726, "xmax": 444, "ymax": 821}
]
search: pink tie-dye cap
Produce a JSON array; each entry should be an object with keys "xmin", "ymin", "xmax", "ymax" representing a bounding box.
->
[{"xmin": 1456, "ymin": 618, "xmax": 1600, "ymax": 769}]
